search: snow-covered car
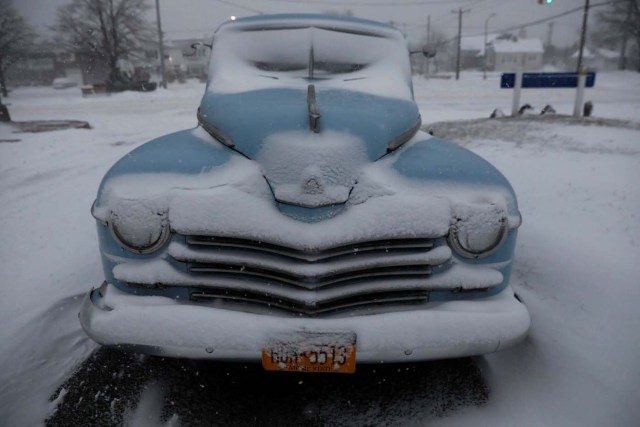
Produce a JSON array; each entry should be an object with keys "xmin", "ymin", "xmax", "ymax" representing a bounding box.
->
[
  {"xmin": 52, "ymin": 77, "xmax": 77, "ymax": 89},
  {"xmin": 81, "ymin": 14, "xmax": 530, "ymax": 373}
]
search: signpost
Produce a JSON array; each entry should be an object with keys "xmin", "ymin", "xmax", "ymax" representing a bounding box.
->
[{"xmin": 500, "ymin": 70, "xmax": 596, "ymax": 117}]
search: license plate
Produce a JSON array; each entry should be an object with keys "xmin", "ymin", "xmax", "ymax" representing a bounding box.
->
[{"xmin": 262, "ymin": 332, "xmax": 357, "ymax": 374}]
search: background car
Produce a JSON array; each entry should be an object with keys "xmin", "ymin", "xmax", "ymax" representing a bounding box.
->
[{"xmin": 52, "ymin": 77, "xmax": 77, "ymax": 89}]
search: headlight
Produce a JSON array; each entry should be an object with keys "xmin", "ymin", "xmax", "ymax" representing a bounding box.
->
[
  {"xmin": 108, "ymin": 201, "xmax": 170, "ymax": 254},
  {"xmin": 448, "ymin": 206, "xmax": 507, "ymax": 259}
]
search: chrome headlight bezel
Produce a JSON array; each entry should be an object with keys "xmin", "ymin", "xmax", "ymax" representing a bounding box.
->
[
  {"xmin": 107, "ymin": 209, "xmax": 170, "ymax": 255},
  {"xmin": 447, "ymin": 215, "xmax": 508, "ymax": 259}
]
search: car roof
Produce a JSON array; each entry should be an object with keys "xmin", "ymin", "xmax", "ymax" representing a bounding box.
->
[{"xmin": 215, "ymin": 13, "xmax": 404, "ymax": 41}]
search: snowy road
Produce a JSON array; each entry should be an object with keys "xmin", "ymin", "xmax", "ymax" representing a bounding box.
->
[
  {"xmin": 1, "ymin": 72, "xmax": 639, "ymax": 426},
  {"xmin": 46, "ymin": 348, "xmax": 488, "ymax": 426}
]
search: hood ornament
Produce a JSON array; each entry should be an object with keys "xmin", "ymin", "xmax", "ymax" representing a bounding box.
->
[
  {"xmin": 302, "ymin": 176, "xmax": 324, "ymax": 195},
  {"xmin": 307, "ymin": 84, "xmax": 321, "ymax": 133}
]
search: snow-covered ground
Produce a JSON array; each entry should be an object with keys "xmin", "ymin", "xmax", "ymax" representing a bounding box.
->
[{"xmin": 1, "ymin": 72, "xmax": 639, "ymax": 426}]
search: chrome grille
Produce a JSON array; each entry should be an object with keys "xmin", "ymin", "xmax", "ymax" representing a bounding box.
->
[
  {"xmin": 168, "ymin": 235, "xmax": 450, "ymax": 315},
  {"xmin": 188, "ymin": 263, "xmax": 433, "ymax": 288},
  {"xmin": 185, "ymin": 235, "xmax": 435, "ymax": 262},
  {"xmin": 190, "ymin": 289, "xmax": 429, "ymax": 315}
]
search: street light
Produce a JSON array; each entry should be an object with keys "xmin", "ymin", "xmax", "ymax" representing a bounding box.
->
[{"xmin": 483, "ymin": 13, "xmax": 496, "ymax": 80}]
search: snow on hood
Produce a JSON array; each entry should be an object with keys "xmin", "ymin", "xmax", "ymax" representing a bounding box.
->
[
  {"xmin": 95, "ymin": 155, "xmax": 452, "ymax": 249},
  {"xmin": 197, "ymin": 88, "xmax": 420, "ymax": 207},
  {"xmin": 257, "ymin": 130, "xmax": 368, "ymax": 207},
  {"xmin": 94, "ymin": 137, "xmax": 519, "ymax": 250}
]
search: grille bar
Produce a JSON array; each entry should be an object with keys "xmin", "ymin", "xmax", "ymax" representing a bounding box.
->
[
  {"xmin": 188, "ymin": 264, "xmax": 432, "ymax": 289},
  {"xmin": 190, "ymin": 288, "xmax": 429, "ymax": 315}
]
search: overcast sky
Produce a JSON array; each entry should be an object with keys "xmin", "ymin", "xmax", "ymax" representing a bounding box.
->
[{"xmin": 14, "ymin": 0, "xmax": 593, "ymax": 47}]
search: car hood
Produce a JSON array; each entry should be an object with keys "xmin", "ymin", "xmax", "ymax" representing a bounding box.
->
[
  {"xmin": 198, "ymin": 88, "xmax": 420, "ymax": 207},
  {"xmin": 94, "ymin": 129, "xmax": 521, "ymax": 234}
]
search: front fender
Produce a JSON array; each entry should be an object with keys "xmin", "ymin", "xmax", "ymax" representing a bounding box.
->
[
  {"xmin": 95, "ymin": 127, "xmax": 236, "ymax": 202},
  {"xmin": 387, "ymin": 134, "xmax": 520, "ymax": 219}
]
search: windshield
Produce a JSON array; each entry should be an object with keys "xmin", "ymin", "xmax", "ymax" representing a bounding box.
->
[{"xmin": 207, "ymin": 24, "xmax": 413, "ymax": 100}]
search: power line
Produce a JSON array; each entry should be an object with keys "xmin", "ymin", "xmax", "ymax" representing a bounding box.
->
[
  {"xmin": 429, "ymin": 0, "xmax": 622, "ymax": 43},
  {"xmin": 166, "ymin": 0, "xmax": 624, "ymax": 43},
  {"xmin": 212, "ymin": 0, "xmax": 263, "ymax": 14},
  {"xmin": 460, "ymin": 0, "xmax": 621, "ymax": 39},
  {"xmin": 427, "ymin": 0, "xmax": 501, "ymax": 31},
  {"xmin": 468, "ymin": 0, "xmax": 510, "ymax": 15},
  {"xmin": 264, "ymin": 0, "xmax": 479, "ymax": 6}
]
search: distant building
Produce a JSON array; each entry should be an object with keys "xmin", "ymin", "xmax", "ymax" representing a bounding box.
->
[
  {"xmin": 5, "ymin": 36, "xmax": 212, "ymax": 88},
  {"xmin": 6, "ymin": 51, "xmax": 61, "ymax": 86},
  {"xmin": 458, "ymin": 34, "xmax": 499, "ymax": 70},
  {"xmin": 127, "ymin": 37, "xmax": 211, "ymax": 82},
  {"xmin": 163, "ymin": 38, "xmax": 211, "ymax": 80},
  {"xmin": 56, "ymin": 52, "xmax": 84, "ymax": 85},
  {"xmin": 486, "ymin": 35, "xmax": 544, "ymax": 71}
]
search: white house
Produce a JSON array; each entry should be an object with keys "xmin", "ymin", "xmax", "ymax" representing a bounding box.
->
[
  {"xmin": 486, "ymin": 35, "xmax": 544, "ymax": 71},
  {"xmin": 459, "ymin": 34, "xmax": 499, "ymax": 70}
]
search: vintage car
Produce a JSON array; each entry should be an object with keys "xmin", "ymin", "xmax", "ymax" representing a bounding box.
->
[{"xmin": 80, "ymin": 14, "xmax": 530, "ymax": 373}]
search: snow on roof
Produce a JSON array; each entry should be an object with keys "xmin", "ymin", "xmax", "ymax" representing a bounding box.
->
[
  {"xmin": 217, "ymin": 13, "xmax": 402, "ymax": 40},
  {"xmin": 207, "ymin": 20, "xmax": 412, "ymax": 99},
  {"xmin": 492, "ymin": 37, "xmax": 543, "ymax": 54},
  {"xmin": 461, "ymin": 34, "xmax": 499, "ymax": 55}
]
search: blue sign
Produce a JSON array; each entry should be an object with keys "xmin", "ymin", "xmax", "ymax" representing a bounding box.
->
[{"xmin": 501, "ymin": 72, "xmax": 596, "ymax": 89}]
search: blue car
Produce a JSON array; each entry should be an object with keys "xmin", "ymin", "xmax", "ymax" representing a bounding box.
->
[{"xmin": 81, "ymin": 14, "xmax": 529, "ymax": 373}]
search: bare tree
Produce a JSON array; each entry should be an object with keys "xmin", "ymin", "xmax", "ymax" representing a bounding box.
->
[
  {"xmin": 0, "ymin": 0, "xmax": 35, "ymax": 97},
  {"xmin": 595, "ymin": 0, "xmax": 640, "ymax": 71},
  {"xmin": 54, "ymin": 0, "xmax": 151, "ymax": 85},
  {"xmin": 410, "ymin": 29, "xmax": 449, "ymax": 75}
]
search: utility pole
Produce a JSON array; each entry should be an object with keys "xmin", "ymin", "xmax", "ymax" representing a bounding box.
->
[
  {"xmin": 425, "ymin": 15, "xmax": 431, "ymax": 78},
  {"xmin": 155, "ymin": 0, "xmax": 167, "ymax": 89},
  {"xmin": 619, "ymin": 0, "xmax": 633, "ymax": 70},
  {"xmin": 546, "ymin": 21, "xmax": 555, "ymax": 65},
  {"xmin": 546, "ymin": 21, "xmax": 554, "ymax": 47},
  {"xmin": 452, "ymin": 8, "xmax": 470, "ymax": 80},
  {"xmin": 576, "ymin": 0, "xmax": 591, "ymax": 73},
  {"xmin": 483, "ymin": 13, "xmax": 496, "ymax": 80}
]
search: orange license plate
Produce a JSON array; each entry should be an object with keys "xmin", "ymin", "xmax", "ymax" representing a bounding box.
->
[{"xmin": 262, "ymin": 332, "xmax": 357, "ymax": 374}]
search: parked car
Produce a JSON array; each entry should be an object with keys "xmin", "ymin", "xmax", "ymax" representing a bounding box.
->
[
  {"xmin": 80, "ymin": 14, "xmax": 530, "ymax": 373},
  {"xmin": 52, "ymin": 77, "xmax": 77, "ymax": 89}
]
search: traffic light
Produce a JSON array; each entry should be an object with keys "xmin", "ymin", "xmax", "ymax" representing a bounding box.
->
[{"xmin": 538, "ymin": 0, "xmax": 553, "ymax": 4}]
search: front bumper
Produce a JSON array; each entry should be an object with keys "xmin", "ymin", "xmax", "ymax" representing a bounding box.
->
[{"xmin": 80, "ymin": 283, "xmax": 530, "ymax": 363}]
